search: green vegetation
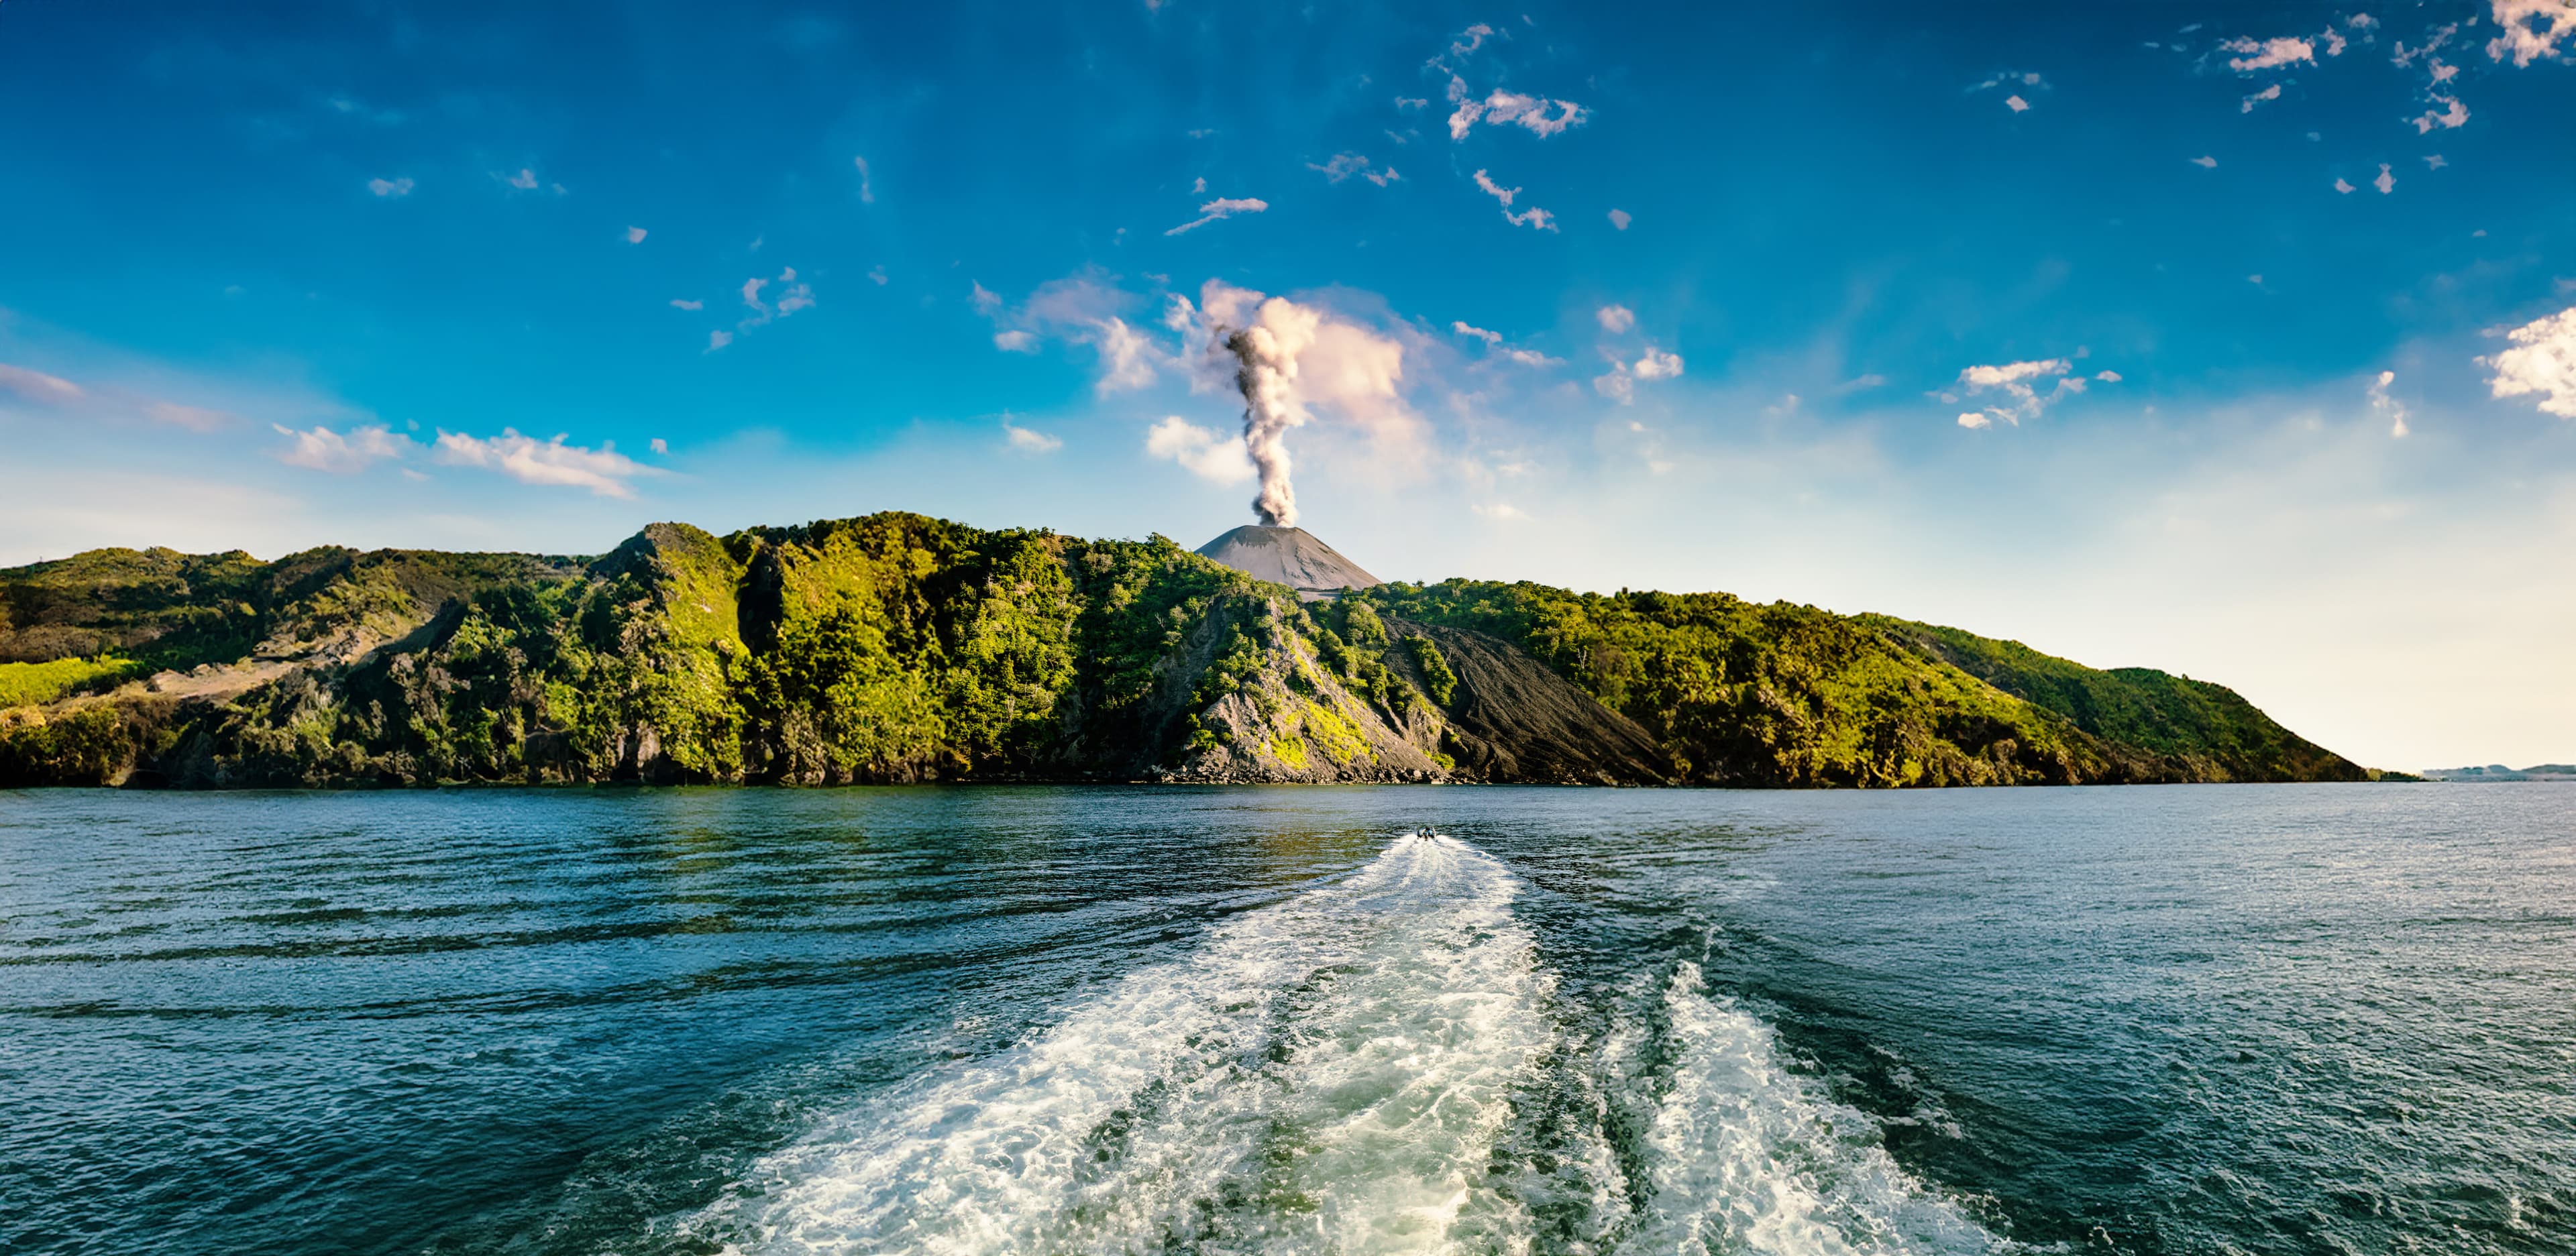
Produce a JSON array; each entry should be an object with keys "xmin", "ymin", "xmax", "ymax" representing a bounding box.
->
[
  {"xmin": 1351, "ymin": 579, "xmax": 2358, "ymax": 787},
  {"xmin": 0, "ymin": 512, "xmax": 2362, "ymax": 789},
  {"xmin": 0, "ymin": 656, "xmax": 146, "ymax": 708},
  {"xmin": 1862, "ymin": 618, "xmax": 2363, "ymax": 783},
  {"xmin": 1406, "ymin": 636, "xmax": 1458, "ymax": 706}
]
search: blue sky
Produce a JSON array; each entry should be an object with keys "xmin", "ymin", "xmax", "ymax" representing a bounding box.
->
[{"xmin": 3, "ymin": 0, "xmax": 2573, "ymax": 767}]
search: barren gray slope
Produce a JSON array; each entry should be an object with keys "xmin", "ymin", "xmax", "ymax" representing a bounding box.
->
[{"xmin": 1195, "ymin": 526, "xmax": 1382, "ymax": 599}]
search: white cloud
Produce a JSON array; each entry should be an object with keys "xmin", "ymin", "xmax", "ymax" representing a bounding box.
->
[
  {"xmin": 970, "ymin": 282, "xmax": 1002, "ymax": 315},
  {"xmin": 2412, "ymin": 96, "xmax": 2470, "ymax": 132},
  {"xmin": 2487, "ymin": 0, "xmax": 2576, "ymax": 66},
  {"xmin": 1470, "ymin": 169, "xmax": 1556, "ymax": 231},
  {"xmin": 1309, "ymin": 153, "xmax": 1401, "ymax": 186},
  {"xmin": 1608, "ymin": 208, "xmax": 1631, "ymax": 230},
  {"xmin": 366, "ymin": 176, "xmax": 414, "ymax": 198},
  {"xmin": 506, "ymin": 168, "xmax": 539, "ymax": 190},
  {"xmin": 625, "ymin": 225, "xmax": 647, "ymax": 243},
  {"xmin": 670, "ymin": 298, "xmax": 704, "ymax": 310},
  {"xmin": 2006, "ymin": 94, "xmax": 2031, "ymax": 112},
  {"xmin": 2322, "ymin": 27, "xmax": 2349, "ymax": 56},
  {"xmin": 1633, "ymin": 347, "xmax": 1684, "ymax": 381},
  {"xmin": 1957, "ymin": 412, "xmax": 1992, "ymax": 429},
  {"xmin": 993, "ymin": 329, "xmax": 1038, "ymax": 352},
  {"xmin": 1596, "ymin": 304, "xmax": 1636, "ymax": 333},
  {"xmin": 144, "ymin": 402, "xmax": 233, "ymax": 431},
  {"xmin": 2374, "ymin": 163, "xmax": 2396, "ymax": 194},
  {"xmin": 706, "ymin": 330, "xmax": 733, "ymax": 353},
  {"xmin": 433, "ymin": 429, "xmax": 656, "ymax": 497},
  {"xmin": 2334, "ymin": 177, "xmax": 2357, "ymax": 193},
  {"xmin": 649, "ymin": 437, "xmax": 669, "ymax": 455},
  {"xmin": 1091, "ymin": 318, "xmax": 1161, "ymax": 394},
  {"xmin": 1593, "ymin": 347, "xmax": 1683, "ymax": 403},
  {"xmin": 735, "ymin": 267, "xmax": 814, "ymax": 331},
  {"xmin": 2425, "ymin": 153, "xmax": 2449, "ymax": 169},
  {"xmin": 1952, "ymin": 357, "xmax": 2098, "ymax": 426},
  {"xmin": 2367, "ymin": 369, "xmax": 2411, "ymax": 437},
  {"xmin": 1471, "ymin": 502, "xmax": 1529, "ymax": 521},
  {"xmin": 1452, "ymin": 321, "xmax": 1503, "ymax": 344},
  {"xmin": 2483, "ymin": 305, "xmax": 2576, "ymax": 418},
  {"xmin": 1500, "ymin": 348, "xmax": 1560, "ymax": 367},
  {"xmin": 0, "ymin": 363, "xmax": 85, "ymax": 405},
  {"xmin": 1145, "ymin": 416, "xmax": 1255, "ymax": 483},
  {"xmin": 1395, "ymin": 96, "xmax": 1428, "ymax": 109},
  {"xmin": 272, "ymin": 422, "xmax": 408, "ymax": 473},
  {"xmin": 1003, "ymin": 420, "xmax": 1062, "ymax": 453},
  {"xmin": 868, "ymin": 266, "xmax": 888, "ymax": 286},
  {"xmin": 2191, "ymin": 154, "xmax": 2219, "ymax": 168},
  {"xmin": 853, "ymin": 155, "xmax": 875, "ymax": 203},
  {"xmin": 2242, "ymin": 83, "xmax": 2282, "ymax": 112},
  {"xmin": 1165, "ymin": 196, "xmax": 1269, "ymax": 235},
  {"xmin": 2222, "ymin": 36, "xmax": 2316, "ymax": 70},
  {"xmin": 2350, "ymin": 13, "xmax": 2380, "ymax": 30}
]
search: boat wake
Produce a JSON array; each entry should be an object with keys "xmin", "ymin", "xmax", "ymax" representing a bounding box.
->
[{"xmin": 681, "ymin": 834, "xmax": 2019, "ymax": 1255}]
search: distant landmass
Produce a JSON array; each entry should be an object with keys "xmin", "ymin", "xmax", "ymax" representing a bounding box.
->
[
  {"xmin": 2415, "ymin": 764, "xmax": 2576, "ymax": 782},
  {"xmin": 0, "ymin": 512, "xmax": 2381, "ymax": 788}
]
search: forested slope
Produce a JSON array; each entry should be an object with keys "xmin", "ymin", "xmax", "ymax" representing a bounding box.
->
[{"xmin": 0, "ymin": 512, "xmax": 2363, "ymax": 788}]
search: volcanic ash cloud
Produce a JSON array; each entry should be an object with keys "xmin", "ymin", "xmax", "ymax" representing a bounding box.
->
[{"xmin": 1197, "ymin": 282, "xmax": 1413, "ymax": 528}]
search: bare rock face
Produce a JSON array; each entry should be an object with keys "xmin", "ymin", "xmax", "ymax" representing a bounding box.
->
[{"xmin": 1195, "ymin": 526, "xmax": 1382, "ymax": 602}]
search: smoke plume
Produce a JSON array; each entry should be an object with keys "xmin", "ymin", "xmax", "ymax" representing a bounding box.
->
[
  {"xmin": 1213, "ymin": 297, "xmax": 1322, "ymax": 526},
  {"xmin": 1186, "ymin": 281, "xmax": 1417, "ymax": 527}
]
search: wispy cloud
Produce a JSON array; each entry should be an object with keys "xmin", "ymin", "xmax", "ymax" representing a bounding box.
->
[
  {"xmin": 1165, "ymin": 196, "xmax": 1269, "ymax": 235},
  {"xmin": 366, "ymin": 176, "xmax": 415, "ymax": 198},
  {"xmin": 669, "ymin": 298, "xmax": 703, "ymax": 310},
  {"xmin": 1452, "ymin": 321, "xmax": 1502, "ymax": 344},
  {"xmin": 0, "ymin": 363, "xmax": 85, "ymax": 406},
  {"xmin": 2483, "ymin": 305, "xmax": 2576, "ymax": 418},
  {"xmin": 2222, "ymin": 35, "xmax": 2316, "ymax": 70},
  {"xmin": 1145, "ymin": 415, "xmax": 1255, "ymax": 483},
  {"xmin": 2006, "ymin": 93, "xmax": 2031, "ymax": 112},
  {"xmin": 2412, "ymin": 95, "xmax": 2470, "ymax": 131},
  {"xmin": 625, "ymin": 226, "xmax": 647, "ymax": 244},
  {"xmin": 432, "ymin": 429, "xmax": 657, "ymax": 497},
  {"xmin": 994, "ymin": 329, "xmax": 1038, "ymax": 352},
  {"xmin": 1608, "ymin": 208, "xmax": 1631, "ymax": 230},
  {"xmin": 1596, "ymin": 304, "xmax": 1635, "ymax": 333},
  {"xmin": 1947, "ymin": 357, "xmax": 2104, "ymax": 428},
  {"xmin": 2487, "ymin": 0, "xmax": 2576, "ymax": 66},
  {"xmin": 2241, "ymin": 83, "xmax": 2282, "ymax": 112},
  {"xmin": 273, "ymin": 422, "xmax": 409, "ymax": 473},
  {"xmin": 2367, "ymin": 369, "xmax": 2411, "ymax": 437},
  {"xmin": 1309, "ymin": 153, "xmax": 1401, "ymax": 186},
  {"xmin": 2191, "ymin": 154, "xmax": 2220, "ymax": 168},
  {"xmin": 853, "ymin": 155, "xmax": 876, "ymax": 203},
  {"xmin": 1593, "ymin": 347, "xmax": 1683, "ymax": 403},
  {"xmin": 2374, "ymin": 163, "xmax": 2396, "ymax": 193},
  {"xmin": 1471, "ymin": 169, "xmax": 1556, "ymax": 231},
  {"xmin": 1003, "ymin": 420, "xmax": 1061, "ymax": 453},
  {"xmin": 504, "ymin": 168, "xmax": 539, "ymax": 191}
]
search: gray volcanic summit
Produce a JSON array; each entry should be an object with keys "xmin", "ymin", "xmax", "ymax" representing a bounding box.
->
[{"xmin": 1196, "ymin": 525, "xmax": 1382, "ymax": 600}]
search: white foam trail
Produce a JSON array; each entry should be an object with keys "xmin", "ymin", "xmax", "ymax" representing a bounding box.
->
[
  {"xmin": 681, "ymin": 837, "xmax": 2019, "ymax": 1256},
  {"xmin": 1607, "ymin": 962, "xmax": 2007, "ymax": 1255},
  {"xmin": 688, "ymin": 834, "xmax": 1554, "ymax": 1256}
]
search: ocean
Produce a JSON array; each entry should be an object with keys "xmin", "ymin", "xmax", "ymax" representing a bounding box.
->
[{"xmin": 1, "ymin": 785, "xmax": 2569, "ymax": 1254}]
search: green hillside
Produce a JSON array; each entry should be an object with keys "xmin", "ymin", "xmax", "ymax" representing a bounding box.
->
[{"xmin": 0, "ymin": 512, "xmax": 2365, "ymax": 789}]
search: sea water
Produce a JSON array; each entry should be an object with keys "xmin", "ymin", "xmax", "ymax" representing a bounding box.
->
[{"xmin": 1, "ymin": 785, "xmax": 2568, "ymax": 1254}]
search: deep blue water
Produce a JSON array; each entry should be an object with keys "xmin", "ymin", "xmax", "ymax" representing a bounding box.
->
[{"xmin": 1, "ymin": 785, "xmax": 2569, "ymax": 1255}]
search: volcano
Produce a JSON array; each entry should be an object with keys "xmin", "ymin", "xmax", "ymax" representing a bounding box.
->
[{"xmin": 1195, "ymin": 525, "xmax": 1382, "ymax": 601}]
